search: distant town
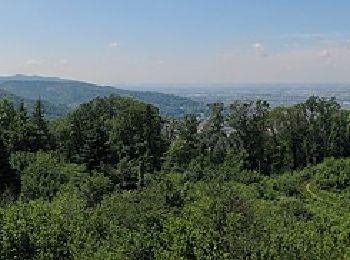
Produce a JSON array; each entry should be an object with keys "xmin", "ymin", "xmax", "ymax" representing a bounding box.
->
[{"xmin": 130, "ymin": 83, "xmax": 350, "ymax": 109}]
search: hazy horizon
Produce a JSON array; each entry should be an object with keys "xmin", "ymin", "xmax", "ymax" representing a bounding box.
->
[
  {"xmin": 3, "ymin": 73, "xmax": 350, "ymax": 89},
  {"xmin": 1, "ymin": 1, "xmax": 350, "ymax": 84}
]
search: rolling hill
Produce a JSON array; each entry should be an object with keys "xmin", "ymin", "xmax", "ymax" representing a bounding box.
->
[
  {"xmin": 0, "ymin": 88, "xmax": 69, "ymax": 118},
  {"xmin": 0, "ymin": 77, "xmax": 205, "ymax": 117},
  {"xmin": 0, "ymin": 74, "xmax": 65, "ymax": 84}
]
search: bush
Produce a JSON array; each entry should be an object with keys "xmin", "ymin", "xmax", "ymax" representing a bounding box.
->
[{"xmin": 21, "ymin": 152, "xmax": 86, "ymax": 200}]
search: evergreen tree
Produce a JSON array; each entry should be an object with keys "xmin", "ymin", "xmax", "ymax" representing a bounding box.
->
[
  {"xmin": 81, "ymin": 120, "xmax": 110, "ymax": 170},
  {"xmin": 19, "ymin": 102, "xmax": 29, "ymax": 122},
  {"xmin": 143, "ymin": 104, "xmax": 164, "ymax": 172},
  {"xmin": 0, "ymin": 137, "xmax": 19, "ymax": 197},
  {"xmin": 0, "ymin": 99, "xmax": 18, "ymax": 151},
  {"xmin": 28, "ymin": 98, "xmax": 51, "ymax": 151},
  {"xmin": 68, "ymin": 106, "xmax": 110, "ymax": 171},
  {"xmin": 14, "ymin": 102, "xmax": 30, "ymax": 151}
]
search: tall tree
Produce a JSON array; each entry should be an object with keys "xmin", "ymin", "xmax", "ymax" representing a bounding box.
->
[
  {"xmin": 0, "ymin": 99, "xmax": 18, "ymax": 151},
  {"xmin": 163, "ymin": 114, "xmax": 199, "ymax": 171},
  {"xmin": 0, "ymin": 136, "xmax": 19, "ymax": 197},
  {"xmin": 200, "ymin": 103, "xmax": 228, "ymax": 165},
  {"xmin": 109, "ymin": 103, "xmax": 164, "ymax": 173},
  {"xmin": 14, "ymin": 102, "xmax": 30, "ymax": 151},
  {"xmin": 229, "ymin": 100, "xmax": 270, "ymax": 172},
  {"xmin": 68, "ymin": 103, "xmax": 110, "ymax": 170},
  {"xmin": 66, "ymin": 96, "xmax": 165, "ymax": 175},
  {"xmin": 28, "ymin": 98, "xmax": 52, "ymax": 151}
]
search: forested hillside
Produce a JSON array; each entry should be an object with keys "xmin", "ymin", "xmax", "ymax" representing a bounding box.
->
[
  {"xmin": 0, "ymin": 95, "xmax": 350, "ymax": 259},
  {"xmin": 0, "ymin": 79, "xmax": 205, "ymax": 117},
  {"xmin": 0, "ymin": 88, "xmax": 69, "ymax": 118}
]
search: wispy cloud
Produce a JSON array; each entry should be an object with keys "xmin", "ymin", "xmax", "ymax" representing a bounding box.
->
[
  {"xmin": 26, "ymin": 59, "xmax": 45, "ymax": 65},
  {"xmin": 109, "ymin": 41, "xmax": 119, "ymax": 48},
  {"xmin": 252, "ymin": 42, "xmax": 267, "ymax": 57},
  {"xmin": 58, "ymin": 59, "xmax": 69, "ymax": 65},
  {"xmin": 274, "ymin": 32, "xmax": 347, "ymax": 40},
  {"xmin": 275, "ymin": 33, "xmax": 329, "ymax": 39}
]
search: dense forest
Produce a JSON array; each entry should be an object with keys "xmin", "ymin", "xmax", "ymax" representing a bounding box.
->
[{"xmin": 1, "ymin": 94, "xmax": 350, "ymax": 259}]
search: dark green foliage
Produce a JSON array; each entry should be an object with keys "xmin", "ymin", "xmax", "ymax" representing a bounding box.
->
[
  {"xmin": 109, "ymin": 102, "xmax": 164, "ymax": 172},
  {"xmin": 66, "ymin": 95, "xmax": 165, "ymax": 174},
  {"xmin": 0, "ymin": 88, "xmax": 69, "ymax": 118},
  {"xmin": 21, "ymin": 152, "xmax": 86, "ymax": 200},
  {"xmin": 0, "ymin": 99, "xmax": 22, "ymax": 151},
  {"xmin": 0, "ymin": 98, "xmax": 53, "ymax": 152},
  {"xmin": 163, "ymin": 114, "xmax": 199, "ymax": 172},
  {"xmin": 76, "ymin": 172, "xmax": 112, "ymax": 207},
  {"xmin": 305, "ymin": 157, "xmax": 350, "ymax": 191},
  {"xmin": 280, "ymin": 198, "xmax": 313, "ymax": 221},
  {"xmin": 1, "ymin": 95, "xmax": 350, "ymax": 259},
  {"xmin": 66, "ymin": 96, "xmax": 129, "ymax": 169},
  {"xmin": 0, "ymin": 137, "xmax": 20, "ymax": 199},
  {"xmin": 27, "ymin": 99, "xmax": 53, "ymax": 151},
  {"xmin": 202, "ymin": 103, "xmax": 228, "ymax": 165},
  {"xmin": 0, "ymin": 195, "xmax": 97, "ymax": 260},
  {"xmin": 229, "ymin": 97, "xmax": 350, "ymax": 174},
  {"xmin": 229, "ymin": 100, "xmax": 271, "ymax": 172}
]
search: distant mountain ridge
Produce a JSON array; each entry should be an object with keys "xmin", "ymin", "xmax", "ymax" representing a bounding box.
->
[
  {"xmin": 0, "ymin": 75, "xmax": 205, "ymax": 117},
  {"xmin": 0, "ymin": 74, "xmax": 66, "ymax": 84}
]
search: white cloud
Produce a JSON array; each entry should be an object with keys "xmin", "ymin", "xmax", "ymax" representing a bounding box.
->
[
  {"xmin": 252, "ymin": 42, "xmax": 267, "ymax": 57},
  {"xmin": 26, "ymin": 59, "xmax": 44, "ymax": 65},
  {"xmin": 109, "ymin": 42, "xmax": 119, "ymax": 48},
  {"xmin": 10, "ymin": 44, "xmax": 350, "ymax": 83}
]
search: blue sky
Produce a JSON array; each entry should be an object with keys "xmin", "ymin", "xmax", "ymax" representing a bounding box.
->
[{"xmin": 1, "ymin": 1, "xmax": 350, "ymax": 84}]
